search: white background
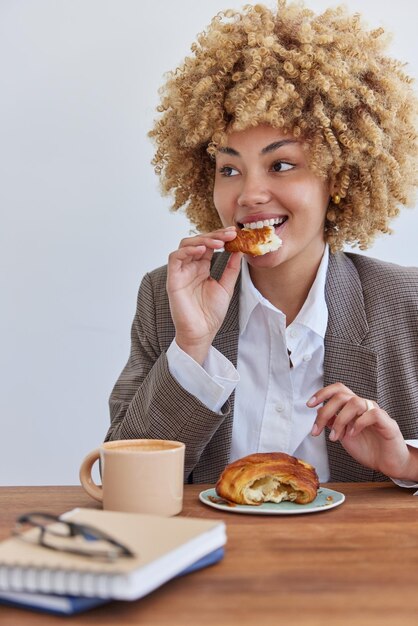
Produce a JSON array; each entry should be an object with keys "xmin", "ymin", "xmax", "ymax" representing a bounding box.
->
[{"xmin": 1, "ymin": 0, "xmax": 417, "ymax": 485}]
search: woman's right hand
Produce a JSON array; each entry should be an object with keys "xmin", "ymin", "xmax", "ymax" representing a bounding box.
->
[{"xmin": 167, "ymin": 227, "xmax": 241, "ymax": 365}]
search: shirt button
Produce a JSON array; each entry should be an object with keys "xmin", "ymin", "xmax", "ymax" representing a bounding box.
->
[
  {"xmin": 303, "ymin": 354, "xmax": 312, "ymax": 362},
  {"xmin": 289, "ymin": 329, "xmax": 298, "ymax": 338},
  {"xmin": 275, "ymin": 403, "xmax": 285, "ymax": 413}
]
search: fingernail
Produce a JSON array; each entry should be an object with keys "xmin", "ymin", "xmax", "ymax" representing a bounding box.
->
[
  {"xmin": 311, "ymin": 423, "xmax": 319, "ymax": 436},
  {"xmin": 307, "ymin": 396, "xmax": 317, "ymax": 407},
  {"xmin": 329, "ymin": 428, "xmax": 337, "ymax": 441},
  {"xmin": 225, "ymin": 226, "xmax": 236, "ymax": 231}
]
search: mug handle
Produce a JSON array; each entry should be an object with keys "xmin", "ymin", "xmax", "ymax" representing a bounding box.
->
[{"xmin": 79, "ymin": 448, "xmax": 103, "ymax": 502}]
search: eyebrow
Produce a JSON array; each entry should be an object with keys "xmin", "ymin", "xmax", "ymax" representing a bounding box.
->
[{"xmin": 217, "ymin": 139, "xmax": 298, "ymax": 157}]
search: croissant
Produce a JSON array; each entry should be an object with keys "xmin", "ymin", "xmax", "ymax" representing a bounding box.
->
[
  {"xmin": 216, "ymin": 452, "xmax": 319, "ymax": 505},
  {"xmin": 224, "ymin": 226, "xmax": 282, "ymax": 256}
]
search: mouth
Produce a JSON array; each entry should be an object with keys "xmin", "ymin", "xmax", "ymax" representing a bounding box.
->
[{"xmin": 238, "ymin": 217, "xmax": 288, "ymax": 230}]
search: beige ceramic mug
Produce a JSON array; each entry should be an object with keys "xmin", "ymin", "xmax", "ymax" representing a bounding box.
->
[{"xmin": 79, "ymin": 439, "xmax": 185, "ymax": 516}]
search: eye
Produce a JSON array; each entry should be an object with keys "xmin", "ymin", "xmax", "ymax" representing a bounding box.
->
[
  {"xmin": 219, "ymin": 165, "xmax": 239, "ymax": 177},
  {"xmin": 271, "ymin": 161, "xmax": 294, "ymax": 172}
]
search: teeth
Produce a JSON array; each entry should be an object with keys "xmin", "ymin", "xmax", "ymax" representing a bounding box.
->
[{"xmin": 242, "ymin": 217, "xmax": 286, "ymax": 229}]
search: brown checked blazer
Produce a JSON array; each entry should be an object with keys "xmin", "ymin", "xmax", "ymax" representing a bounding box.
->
[{"xmin": 107, "ymin": 251, "xmax": 418, "ymax": 483}]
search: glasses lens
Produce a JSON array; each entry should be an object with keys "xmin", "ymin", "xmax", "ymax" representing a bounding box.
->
[
  {"xmin": 13, "ymin": 513, "xmax": 64, "ymax": 539},
  {"xmin": 13, "ymin": 513, "xmax": 134, "ymax": 561},
  {"xmin": 42, "ymin": 531, "xmax": 121, "ymax": 559}
]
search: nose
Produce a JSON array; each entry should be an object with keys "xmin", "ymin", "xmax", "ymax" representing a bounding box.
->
[{"xmin": 237, "ymin": 172, "xmax": 272, "ymax": 207}]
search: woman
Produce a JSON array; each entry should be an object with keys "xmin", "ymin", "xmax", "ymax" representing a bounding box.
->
[{"xmin": 106, "ymin": 1, "xmax": 418, "ymax": 485}]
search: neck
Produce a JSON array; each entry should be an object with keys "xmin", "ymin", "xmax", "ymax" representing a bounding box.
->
[{"xmin": 249, "ymin": 243, "xmax": 326, "ymax": 325}]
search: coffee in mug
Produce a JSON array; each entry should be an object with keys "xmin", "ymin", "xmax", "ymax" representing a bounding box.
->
[{"xmin": 79, "ymin": 439, "xmax": 185, "ymax": 516}]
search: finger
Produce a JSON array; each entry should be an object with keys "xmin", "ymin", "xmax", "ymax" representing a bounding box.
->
[
  {"xmin": 347, "ymin": 411, "xmax": 377, "ymax": 438},
  {"xmin": 327, "ymin": 396, "xmax": 377, "ymax": 442},
  {"xmin": 310, "ymin": 391, "xmax": 355, "ymax": 436},
  {"xmin": 348, "ymin": 405, "xmax": 395, "ymax": 439},
  {"xmin": 179, "ymin": 227, "xmax": 237, "ymax": 249},
  {"xmin": 217, "ymin": 251, "xmax": 243, "ymax": 296},
  {"xmin": 169, "ymin": 245, "xmax": 208, "ymax": 266},
  {"xmin": 167, "ymin": 246, "xmax": 212, "ymax": 281},
  {"xmin": 307, "ymin": 382, "xmax": 353, "ymax": 408}
]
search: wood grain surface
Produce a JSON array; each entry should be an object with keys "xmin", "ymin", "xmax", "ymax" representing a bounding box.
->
[{"xmin": 1, "ymin": 483, "xmax": 418, "ymax": 626}]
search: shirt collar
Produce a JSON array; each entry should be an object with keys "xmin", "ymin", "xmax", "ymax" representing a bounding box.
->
[{"xmin": 239, "ymin": 244, "xmax": 329, "ymax": 338}]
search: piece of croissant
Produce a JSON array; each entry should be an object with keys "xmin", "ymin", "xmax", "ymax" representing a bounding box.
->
[
  {"xmin": 216, "ymin": 452, "xmax": 319, "ymax": 505},
  {"xmin": 224, "ymin": 225, "xmax": 282, "ymax": 256}
]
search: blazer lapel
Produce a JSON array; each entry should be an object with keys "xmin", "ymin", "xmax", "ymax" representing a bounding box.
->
[{"xmin": 324, "ymin": 252, "xmax": 378, "ymax": 481}]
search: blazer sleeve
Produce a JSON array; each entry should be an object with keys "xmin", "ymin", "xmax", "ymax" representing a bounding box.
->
[{"xmin": 105, "ymin": 271, "xmax": 232, "ymax": 481}]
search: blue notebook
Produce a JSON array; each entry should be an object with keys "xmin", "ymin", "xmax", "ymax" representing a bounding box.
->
[
  {"xmin": 0, "ymin": 547, "xmax": 224, "ymax": 615},
  {"xmin": 0, "ymin": 592, "xmax": 108, "ymax": 616}
]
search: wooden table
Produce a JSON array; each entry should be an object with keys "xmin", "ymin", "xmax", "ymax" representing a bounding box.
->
[{"xmin": 1, "ymin": 483, "xmax": 418, "ymax": 625}]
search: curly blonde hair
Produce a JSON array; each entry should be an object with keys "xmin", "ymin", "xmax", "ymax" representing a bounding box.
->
[{"xmin": 149, "ymin": 1, "xmax": 418, "ymax": 250}]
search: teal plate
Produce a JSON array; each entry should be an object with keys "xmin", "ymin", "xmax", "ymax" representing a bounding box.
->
[{"xmin": 199, "ymin": 487, "xmax": 345, "ymax": 515}]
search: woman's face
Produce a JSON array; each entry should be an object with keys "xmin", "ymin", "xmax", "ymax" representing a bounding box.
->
[{"xmin": 213, "ymin": 125, "xmax": 331, "ymax": 272}]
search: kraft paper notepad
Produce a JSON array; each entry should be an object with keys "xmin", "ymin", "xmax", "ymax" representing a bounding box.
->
[{"xmin": 0, "ymin": 508, "xmax": 226, "ymax": 606}]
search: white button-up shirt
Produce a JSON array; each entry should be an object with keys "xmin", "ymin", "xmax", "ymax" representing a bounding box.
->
[{"xmin": 229, "ymin": 246, "xmax": 330, "ymax": 481}]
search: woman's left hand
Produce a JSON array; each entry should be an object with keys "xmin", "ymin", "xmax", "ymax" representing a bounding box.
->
[{"xmin": 308, "ymin": 383, "xmax": 418, "ymax": 481}]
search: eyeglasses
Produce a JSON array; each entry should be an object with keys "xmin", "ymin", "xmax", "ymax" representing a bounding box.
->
[{"xmin": 13, "ymin": 512, "xmax": 135, "ymax": 562}]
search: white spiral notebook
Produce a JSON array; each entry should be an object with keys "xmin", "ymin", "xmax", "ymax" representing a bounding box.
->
[{"xmin": 0, "ymin": 508, "xmax": 226, "ymax": 604}]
